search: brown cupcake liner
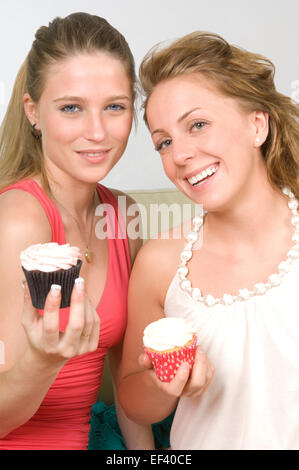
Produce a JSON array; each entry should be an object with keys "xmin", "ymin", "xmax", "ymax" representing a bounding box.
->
[
  {"xmin": 144, "ymin": 334, "xmax": 197, "ymax": 382},
  {"xmin": 22, "ymin": 259, "xmax": 82, "ymax": 309}
]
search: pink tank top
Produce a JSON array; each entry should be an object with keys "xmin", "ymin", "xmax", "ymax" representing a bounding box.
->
[{"xmin": 0, "ymin": 179, "xmax": 131, "ymax": 450}]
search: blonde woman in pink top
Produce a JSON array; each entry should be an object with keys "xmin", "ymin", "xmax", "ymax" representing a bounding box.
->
[{"xmin": 0, "ymin": 12, "xmax": 154, "ymax": 450}]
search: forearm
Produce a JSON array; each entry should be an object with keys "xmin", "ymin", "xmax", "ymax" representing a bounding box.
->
[
  {"xmin": 109, "ymin": 343, "xmax": 162, "ymax": 448},
  {"xmin": 113, "ymin": 383, "xmax": 155, "ymax": 450},
  {"xmin": 118, "ymin": 370, "xmax": 178, "ymax": 425},
  {"xmin": 0, "ymin": 347, "xmax": 64, "ymax": 438}
]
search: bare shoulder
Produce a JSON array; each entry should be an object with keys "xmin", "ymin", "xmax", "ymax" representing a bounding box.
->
[
  {"xmin": 135, "ymin": 234, "xmax": 184, "ymax": 272},
  {"xmin": 131, "ymin": 234, "xmax": 184, "ymax": 307},
  {"xmin": 0, "ymin": 188, "xmax": 52, "ymax": 247}
]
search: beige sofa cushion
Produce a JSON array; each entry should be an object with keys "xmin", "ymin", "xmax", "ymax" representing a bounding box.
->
[{"xmin": 126, "ymin": 188, "xmax": 199, "ymax": 240}]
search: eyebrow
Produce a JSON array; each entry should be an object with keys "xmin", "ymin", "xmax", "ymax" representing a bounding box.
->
[
  {"xmin": 53, "ymin": 94, "xmax": 131, "ymax": 103},
  {"xmin": 151, "ymin": 107, "xmax": 201, "ymax": 136}
]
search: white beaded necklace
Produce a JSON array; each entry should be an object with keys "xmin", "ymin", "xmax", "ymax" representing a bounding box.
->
[{"xmin": 178, "ymin": 188, "xmax": 299, "ymax": 307}]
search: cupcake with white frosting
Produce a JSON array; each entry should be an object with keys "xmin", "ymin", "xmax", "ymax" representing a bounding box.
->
[
  {"xmin": 143, "ymin": 317, "xmax": 197, "ymax": 382},
  {"xmin": 20, "ymin": 242, "xmax": 82, "ymax": 309}
]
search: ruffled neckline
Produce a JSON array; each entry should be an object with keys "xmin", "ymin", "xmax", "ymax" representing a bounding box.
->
[{"xmin": 177, "ymin": 188, "xmax": 299, "ymax": 307}]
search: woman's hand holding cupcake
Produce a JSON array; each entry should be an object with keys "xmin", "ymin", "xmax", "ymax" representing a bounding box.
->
[
  {"xmin": 22, "ymin": 277, "xmax": 100, "ymax": 367},
  {"xmin": 140, "ymin": 318, "xmax": 214, "ymax": 399},
  {"xmin": 139, "ymin": 346, "xmax": 214, "ymax": 399}
]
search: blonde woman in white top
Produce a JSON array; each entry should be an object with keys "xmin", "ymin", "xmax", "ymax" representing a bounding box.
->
[{"xmin": 118, "ymin": 32, "xmax": 299, "ymax": 450}]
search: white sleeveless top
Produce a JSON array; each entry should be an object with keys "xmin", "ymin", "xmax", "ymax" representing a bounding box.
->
[{"xmin": 164, "ymin": 189, "xmax": 299, "ymax": 450}]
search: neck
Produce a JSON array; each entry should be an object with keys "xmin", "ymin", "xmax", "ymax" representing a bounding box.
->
[
  {"xmin": 47, "ymin": 176, "xmax": 99, "ymax": 223},
  {"xmin": 203, "ymin": 179, "xmax": 290, "ymax": 249},
  {"xmin": 45, "ymin": 175, "xmax": 99, "ymax": 264}
]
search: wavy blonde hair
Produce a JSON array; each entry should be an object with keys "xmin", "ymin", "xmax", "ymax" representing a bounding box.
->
[
  {"xmin": 0, "ymin": 12, "xmax": 136, "ymax": 193},
  {"xmin": 139, "ymin": 31, "xmax": 299, "ymax": 199}
]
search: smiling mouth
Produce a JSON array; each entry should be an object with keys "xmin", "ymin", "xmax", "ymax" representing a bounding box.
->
[
  {"xmin": 186, "ymin": 163, "xmax": 219, "ymax": 186},
  {"xmin": 77, "ymin": 150, "xmax": 110, "ymax": 157},
  {"xmin": 76, "ymin": 150, "xmax": 111, "ymax": 164}
]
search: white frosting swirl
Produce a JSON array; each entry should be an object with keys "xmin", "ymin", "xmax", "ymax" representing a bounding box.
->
[
  {"xmin": 143, "ymin": 317, "xmax": 195, "ymax": 351},
  {"xmin": 20, "ymin": 243, "xmax": 81, "ymax": 272}
]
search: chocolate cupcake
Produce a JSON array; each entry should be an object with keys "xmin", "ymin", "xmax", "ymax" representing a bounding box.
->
[{"xmin": 20, "ymin": 242, "xmax": 82, "ymax": 309}]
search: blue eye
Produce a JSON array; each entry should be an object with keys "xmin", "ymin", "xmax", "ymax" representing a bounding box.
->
[
  {"xmin": 106, "ymin": 104, "xmax": 125, "ymax": 111},
  {"xmin": 60, "ymin": 104, "xmax": 80, "ymax": 113},
  {"xmin": 155, "ymin": 139, "xmax": 172, "ymax": 152}
]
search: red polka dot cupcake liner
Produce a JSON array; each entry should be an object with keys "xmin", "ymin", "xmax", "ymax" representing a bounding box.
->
[{"xmin": 144, "ymin": 334, "xmax": 197, "ymax": 382}]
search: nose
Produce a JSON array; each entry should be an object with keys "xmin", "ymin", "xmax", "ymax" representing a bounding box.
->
[
  {"xmin": 171, "ymin": 137, "xmax": 195, "ymax": 165},
  {"xmin": 84, "ymin": 112, "xmax": 106, "ymax": 142}
]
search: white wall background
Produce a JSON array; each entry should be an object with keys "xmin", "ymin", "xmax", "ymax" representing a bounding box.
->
[{"xmin": 0, "ymin": 0, "xmax": 298, "ymax": 190}]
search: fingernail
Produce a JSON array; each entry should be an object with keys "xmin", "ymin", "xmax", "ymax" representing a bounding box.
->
[
  {"xmin": 50, "ymin": 284, "xmax": 61, "ymax": 297},
  {"xmin": 22, "ymin": 280, "xmax": 29, "ymax": 300},
  {"xmin": 75, "ymin": 277, "xmax": 84, "ymax": 292}
]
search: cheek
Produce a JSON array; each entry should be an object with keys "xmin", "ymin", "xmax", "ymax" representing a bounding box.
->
[
  {"xmin": 162, "ymin": 157, "xmax": 176, "ymax": 180},
  {"xmin": 108, "ymin": 115, "xmax": 132, "ymax": 143},
  {"xmin": 42, "ymin": 115, "xmax": 80, "ymax": 145},
  {"xmin": 204, "ymin": 123, "xmax": 249, "ymax": 160},
  {"xmin": 205, "ymin": 126, "xmax": 230, "ymax": 152}
]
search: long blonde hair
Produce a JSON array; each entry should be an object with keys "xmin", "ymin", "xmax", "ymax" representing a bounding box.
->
[
  {"xmin": 0, "ymin": 12, "xmax": 136, "ymax": 193},
  {"xmin": 139, "ymin": 32, "xmax": 299, "ymax": 199}
]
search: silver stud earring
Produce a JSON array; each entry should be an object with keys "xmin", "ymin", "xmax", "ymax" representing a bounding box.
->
[{"xmin": 255, "ymin": 137, "xmax": 260, "ymax": 144}]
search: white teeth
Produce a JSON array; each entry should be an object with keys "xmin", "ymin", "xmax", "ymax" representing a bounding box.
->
[
  {"xmin": 85, "ymin": 153, "xmax": 104, "ymax": 157},
  {"xmin": 187, "ymin": 165, "xmax": 218, "ymax": 185},
  {"xmin": 189, "ymin": 176, "xmax": 198, "ymax": 185}
]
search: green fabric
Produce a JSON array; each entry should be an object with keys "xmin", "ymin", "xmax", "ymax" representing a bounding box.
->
[{"xmin": 88, "ymin": 401, "xmax": 174, "ymax": 450}]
